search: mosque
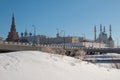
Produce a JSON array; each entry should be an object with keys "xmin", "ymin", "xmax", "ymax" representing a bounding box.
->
[{"xmin": 94, "ymin": 24, "xmax": 114, "ymax": 47}]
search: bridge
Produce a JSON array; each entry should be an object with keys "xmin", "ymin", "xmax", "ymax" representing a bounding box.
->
[{"xmin": 84, "ymin": 47, "xmax": 120, "ymax": 54}]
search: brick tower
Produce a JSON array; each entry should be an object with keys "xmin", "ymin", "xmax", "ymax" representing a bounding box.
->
[{"xmin": 6, "ymin": 14, "xmax": 19, "ymax": 42}]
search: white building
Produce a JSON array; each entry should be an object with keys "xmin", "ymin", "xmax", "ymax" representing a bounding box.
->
[{"xmin": 95, "ymin": 24, "xmax": 114, "ymax": 47}]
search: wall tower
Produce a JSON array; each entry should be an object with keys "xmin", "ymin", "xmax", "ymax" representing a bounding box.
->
[{"xmin": 6, "ymin": 14, "xmax": 19, "ymax": 41}]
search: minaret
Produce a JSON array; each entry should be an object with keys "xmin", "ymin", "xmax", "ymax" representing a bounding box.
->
[
  {"xmin": 108, "ymin": 24, "xmax": 113, "ymax": 41},
  {"xmin": 6, "ymin": 14, "xmax": 19, "ymax": 42},
  {"xmin": 108, "ymin": 24, "xmax": 114, "ymax": 47},
  {"xmin": 99, "ymin": 24, "xmax": 102, "ymax": 42},
  {"xmin": 100, "ymin": 24, "xmax": 102, "ymax": 33},
  {"xmin": 109, "ymin": 24, "xmax": 112, "ymax": 37},
  {"xmin": 103, "ymin": 26, "xmax": 105, "ymax": 33},
  {"xmin": 94, "ymin": 25, "xmax": 96, "ymax": 41}
]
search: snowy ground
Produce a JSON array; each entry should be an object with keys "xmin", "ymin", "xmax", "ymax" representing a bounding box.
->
[{"xmin": 0, "ymin": 51, "xmax": 120, "ymax": 80}]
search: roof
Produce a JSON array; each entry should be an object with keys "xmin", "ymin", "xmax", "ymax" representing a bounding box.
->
[{"xmin": 108, "ymin": 36, "xmax": 113, "ymax": 41}]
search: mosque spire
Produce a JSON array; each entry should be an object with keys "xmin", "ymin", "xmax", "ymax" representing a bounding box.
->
[
  {"xmin": 94, "ymin": 25, "xmax": 96, "ymax": 41},
  {"xmin": 100, "ymin": 24, "xmax": 102, "ymax": 33},
  {"xmin": 107, "ymin": 24, "xmax": 114, "ymax": 47},
  {"xmin": 109, "ymin": 24, "xmax": 112, "ymax": 37},
  {"xmin": 103, "ymin": 26, "xmax": 105, "ymax": 33}
]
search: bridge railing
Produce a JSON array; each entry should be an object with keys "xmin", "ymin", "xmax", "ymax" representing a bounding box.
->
[{"xmin": 0, "ymin": 41, "xmax": 83, "ymax": 50}]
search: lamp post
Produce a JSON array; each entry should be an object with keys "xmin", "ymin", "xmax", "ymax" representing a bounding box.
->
[
  {"xmin": 63, "ymin": 31, "xmax": 65, "ymax": 49},
  {"xmin": 32, "ymin": 25, "xmax": 36, "ymax": 46},
  {"xmin": 60, "ymin": 30, "xmax": 65, "ymax": 49}
]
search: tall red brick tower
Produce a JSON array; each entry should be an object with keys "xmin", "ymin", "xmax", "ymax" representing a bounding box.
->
[{"xmin": 6, "ymin": 14, "xmax": 19, "ymax": 42}]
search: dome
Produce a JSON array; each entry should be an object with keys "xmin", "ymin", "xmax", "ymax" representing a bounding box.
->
[
  {"xmin": 108, "ymin": 36, "xmax": 113, "ymax": 41},
  {"xmin": 101, "ymin": 32, "xmax": 107, "ymax": 36}
]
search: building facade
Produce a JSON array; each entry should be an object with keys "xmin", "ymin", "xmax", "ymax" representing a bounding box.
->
[
  {"xmin": 21, "ymin": 31, "xmax": 106, "ymax": 48},
  {"xmin": 19, "ymin": 25, "xmax": 114, "ymax": 48}
]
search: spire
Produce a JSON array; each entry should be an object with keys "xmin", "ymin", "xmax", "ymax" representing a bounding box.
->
[
  {"xmin": 103, "ymin": 26, "xmax": 105, "ymax": 33},
  {"xmin": 94, "ymin": 25, "xmax": 96, "ymax": 41},
  {"xmin": 100, "ymin": 24, "xmax": 102, "ymax": 33},
  {"xmin": 6, "ymin": 14, "xmax": 19, "ymax": 42},
  {"xmin": 10, "ymin": 13, "xmax": 16, "ymax": 32},
  {"xmin": 108, "ymin": 24, "xmax": 113, "ymax": 41},
  {"xmin": 12, "ymin": 13, "xmax": 15, "ymax": 26},
  {"xmin": 109, "ymin": 24, "xmax": 112, "ymax": 37}
]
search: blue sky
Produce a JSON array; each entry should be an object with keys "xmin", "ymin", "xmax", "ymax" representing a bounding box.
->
[{"xmin": 0, "ymin": 0, "xmax": 120, "ymax": 44}]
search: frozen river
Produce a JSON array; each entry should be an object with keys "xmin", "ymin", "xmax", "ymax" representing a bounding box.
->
[{"xmin": 85, "ymin": 53, "xmax": 120, "ymax": 63}]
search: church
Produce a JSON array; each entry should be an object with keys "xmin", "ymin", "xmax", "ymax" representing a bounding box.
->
[{"xmin": 94, "ymin": 24, "xmax": 114, "ymax": 47}]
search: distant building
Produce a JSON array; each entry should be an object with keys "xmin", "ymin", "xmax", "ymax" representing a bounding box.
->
[
  {"xmin": 47, "ymin": 32, "xmax": 83, "ymax": 44},
  {"xmin": 0, "ymin": 37, "xmax": 3, "ymax": 41},
  {"xmin": 6, "ymin": 14, "xmax": 19, "ymax": 42},
  {"xmin": 20, "ymin": 30, "xmax": 48, "ymax": 44},
  {"xmin": 20, "ymin": 26, "xmax": 111, "ymax": 48},
  {"xmin": 21, "ymin": 30, "xmax": 83, "ymax": 45},
  {"xmin": 95, "ymin": 24, "xmax": 114, "ymax": 47},
  {"xmin": 48, "ymin": 36, "xmax": 80, "ymax": 44},
  {"xmin": 20, "ymin": 29, "xmax": 31, "ymax": 42},
  {"xmin": 21, "ymin": 29, "xmax": 107, "ymax": 48},
  {"xmin": 27, "ymin": 35, "xmax": 48, "ymax": 44}
]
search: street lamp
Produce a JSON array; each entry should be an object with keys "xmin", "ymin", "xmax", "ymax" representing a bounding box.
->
[
  {"xmin": 32, "ymin": 25, "xmax": 36, "ymax": 46},
  {"xmin": 82, "ymin": 33, "xmax": 85, "ymax": 47},
  {"xmin": 63, "ymin": 31, "xmax": 65, "ymax": 49},
  {"xmin": 59, "ymin": 30, "xmax": 65, "ymax": 49},
  {"xmin": 60, "ymin": 30, "xmax": 66, "ymax": 49}
]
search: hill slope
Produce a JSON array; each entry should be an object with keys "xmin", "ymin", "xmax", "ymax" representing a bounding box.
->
[{"xmin": 0, "ymin": 51, "xmax": 120, "ymax": 80}]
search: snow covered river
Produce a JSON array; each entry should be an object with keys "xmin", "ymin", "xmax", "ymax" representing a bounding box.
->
[{"xmin": 85, "ymin": 53, "xmax": 120, "ymax": 63}]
